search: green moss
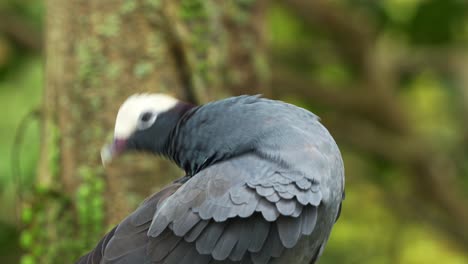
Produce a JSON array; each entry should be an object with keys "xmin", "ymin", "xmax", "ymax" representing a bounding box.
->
[
  {"xmin": 226, "ymin": 0, "xmax": 255, "ymax": 25},
  {"xmin": 97, "ymin": 14, "xmax": 121, "ymax": 37},
  {"xmin": 20, "ymin": 254, "xmax": 35, "ymax": 264},
  {"xmin": 89, "ymin": 96, "xmax": 102, "ymax": 111},
  {"xmin": 76, "ymin": 43, "xmax": 94, "ymax": 81},
  {"xmin": 106, "ymin": 62, "xmax": 123, "ymax": 80},
  {"xmin": 21, "ymin": 206, "xmax": 33, "ymax": 223},
  {"xmin": 76, "ymin": 38, "xmax": 106, "ymax": 87},
  {"xmin": 19, "ymin": 231, "xmax": 33, "ymax": 249},
  {"xmin": 48, "ymin": 121, "xmax": 60, "ymax": 180},
  {"xmin": 239, "ymin": 0, "xmax": 255, "ymax": 5},
  {"xmin": 133, "ymin": 61, "xmax": 154, "ymax": 78},
  {"xmin": 253, "ymin": 52, "xmax": 270, "ymax": 83},
  {"xmin": 146, "ymin": 34, "xmax": 164, "ymax": 64},
  {"xmin": 21, "ymin": 144, "xmax": 105, "ymax": 263},
  {"xmin": 178, "ymin": 0, "xmax": 227, "ymax": 97},
  {"xmin": 20, "ymin": 192, "xmax": 74, "ymax": 263},
  {"xmin": 75, "ymin": 165, "xmax": 105, "ymax": 251},
  {"xmin": 120, "ymin": 0, "xmax": 137, "ymax": 14},
  {"xmin": 77, "ymin": 185, "xmax": 91, "ymax": 198},
  {"xmin": 145, "ymin": 0, "xmax": 162, "ymax": 8},
  {"xmin": 179, "ymin": 0, "xmax": 207, "ymax": 20}
]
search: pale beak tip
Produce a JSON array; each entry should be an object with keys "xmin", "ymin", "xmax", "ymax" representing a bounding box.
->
[{"xmin": 100, "ymin": 144, "xmax": 113, "ymax": 167}]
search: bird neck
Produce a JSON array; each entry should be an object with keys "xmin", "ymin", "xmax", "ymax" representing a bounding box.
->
[
  {"xmin": 164, "ymin": 98, "xmax": 257, "ymax": 176},
  {"xmin": 162, "ymin": 104, "xmax": 202, "ymax": 173},
  {"xmin": 150, "ymin": 101, "xmax": 193, "ymax": 155}
]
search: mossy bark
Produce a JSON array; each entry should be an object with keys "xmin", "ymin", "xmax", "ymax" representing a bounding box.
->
[{"xmin": 39, "ymin": 0, "xmax": 269, "ymax": 261}]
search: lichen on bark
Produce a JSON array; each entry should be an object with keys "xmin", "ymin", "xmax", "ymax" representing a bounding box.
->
[{"xmin": 30, "ymin": 0, "xmax": 270, "ymax": 261}]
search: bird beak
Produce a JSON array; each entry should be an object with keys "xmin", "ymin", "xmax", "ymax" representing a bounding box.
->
[{"xmin": 101, "ymin": 138, "xmax": 127, "ymax": 166}]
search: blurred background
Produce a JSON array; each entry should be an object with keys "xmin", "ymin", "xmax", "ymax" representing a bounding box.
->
[{"xmin": 1, "ymin": 0, "xmax": 468, "ymax": 263}]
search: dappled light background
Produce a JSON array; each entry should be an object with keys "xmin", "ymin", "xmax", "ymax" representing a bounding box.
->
[{"xmin": 1, "ymin": 0, "xmax": 467, "ymax": 263}]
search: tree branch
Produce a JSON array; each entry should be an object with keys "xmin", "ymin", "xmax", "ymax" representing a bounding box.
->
[{"xmin": 271, "ymin": 66, "xmax": 408, "ymax": 133}]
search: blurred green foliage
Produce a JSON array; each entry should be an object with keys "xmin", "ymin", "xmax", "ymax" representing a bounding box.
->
[
  {"xmin": 269, "ymin": 1, "xmax": 468, "ymax": 263},
  {"xmin": 0, "ymin": 0, "xmax": 467, "ymax": 263},
  {"xmin": 0, "ymin": 57, "xmax": 42, "ymax": 262}
]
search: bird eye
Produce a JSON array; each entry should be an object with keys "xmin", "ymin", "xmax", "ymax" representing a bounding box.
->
[
  {"xmin": 137, "ymin": 111, "xmax": 157, "ymax": 130},
  {"xmin": 140, "ymin": 112, "xmax": 153, "ymax": 122}
]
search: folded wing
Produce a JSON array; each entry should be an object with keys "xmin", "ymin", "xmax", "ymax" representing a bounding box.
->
[{"xmin": 147, "ymin": 153, "xmax": 323, "ymax": 264}]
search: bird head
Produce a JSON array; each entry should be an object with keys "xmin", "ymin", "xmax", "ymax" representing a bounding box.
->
[{"xmin": 101, "ymin": 93, "xmax": 193, "ymax": 166}]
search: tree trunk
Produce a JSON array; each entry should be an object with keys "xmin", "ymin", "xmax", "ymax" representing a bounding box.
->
[{"xmin": 33, "ymin": 0, "xmax": 269, "ymax": 262}]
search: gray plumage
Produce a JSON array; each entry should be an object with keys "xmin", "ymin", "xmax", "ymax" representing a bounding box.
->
[{"xmin": 77, "ymin": 95, "xmax": 345, "ymax": 264}]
